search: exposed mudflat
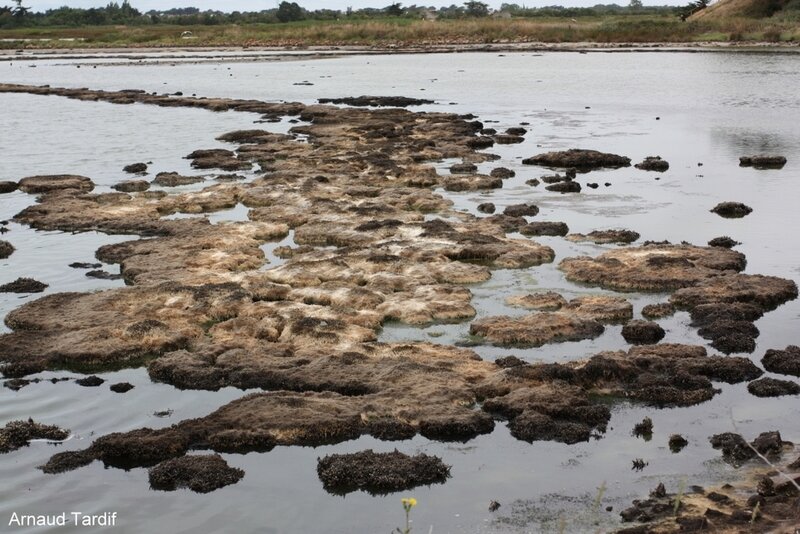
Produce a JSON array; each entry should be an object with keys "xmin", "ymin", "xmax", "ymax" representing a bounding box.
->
[{"xmin": 1, "ymin": 50, "xmax": 799, "ymax": 533}]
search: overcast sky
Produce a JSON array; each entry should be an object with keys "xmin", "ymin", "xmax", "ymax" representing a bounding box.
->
[{"xmin": 15, "ymin": 0, "xmax": 683, "ymax": 13}]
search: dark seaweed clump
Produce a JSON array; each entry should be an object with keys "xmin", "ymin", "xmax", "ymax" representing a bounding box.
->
[{"xmin": 317, "ymin": 449, "xmax": 450, "ymax": 495}]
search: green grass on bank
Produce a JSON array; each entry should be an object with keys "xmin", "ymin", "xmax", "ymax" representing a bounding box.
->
[{"xmin": 1, "ymin": 16, "xmax": 799, "ymax": 49}]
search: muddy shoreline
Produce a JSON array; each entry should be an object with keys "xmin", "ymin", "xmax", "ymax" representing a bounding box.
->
[
  {"xmin": 2, "ymin": 41, "xmax": 800, "ymax": 63},
  {"xmin": 1, "ymin": 78, "xmax": 799, "ymax": 531}
]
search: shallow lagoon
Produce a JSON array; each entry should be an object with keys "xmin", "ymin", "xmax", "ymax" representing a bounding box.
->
[{"xmin": 1, "ymin": 50, "xmax": 799, "ymax": 533}]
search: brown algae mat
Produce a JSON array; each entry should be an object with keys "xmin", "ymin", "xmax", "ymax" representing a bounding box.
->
[{"xmin": 0, "ymin": 83, "xmax": 799, "ymax": 530}]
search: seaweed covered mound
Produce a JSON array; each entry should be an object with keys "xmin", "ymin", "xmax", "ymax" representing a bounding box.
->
[
  {"xmin": 317, "ymin": 449, "xmax": 450, "ymax": 495},
  {"xmin": 149, "ymin": 454, "xmax": 244, "ymax": 493},
  {"xmin": 0, "ymin": 419, "xmax": 69, "ymax": 453}
]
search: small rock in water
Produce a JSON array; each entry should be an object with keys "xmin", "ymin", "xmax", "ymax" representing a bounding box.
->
[
  {"xmin": 762, "ymin": 345, "xmax": 800, "ymax": 377},
  {"xmin": 86, "ymin": 270, "xmax": 123, "ymax": 281},
  {"xmin": 622, "ymin": 320, "xmax": 665, "ymax": 345},
  {"xmin": 711, "ymin": 333, "xmax": 756, "ymax": 354},
  {"xmin": 489, "ymin": 167, "xmax": 515, "ymax": 179},
  {"xmin": 711, "ymin": 202, "xmax": 752, "ymax": 219},
  {"xmin": 0, "ymin": 240, "xmax": 14, "ymax": 259},
  {"xmin": 546, "ymin": 181, "xmax": 581, "ymax": 193},
  {"xmin": 519, "ymin": 222, "xmax": 569, "ymax": 237},
  {"xmin": 710, "ymin": 431, "xmax": 783, "ymax": 465},
  {"xmin": 450, "ymin": 162, "xmax": 477, "ymax": 174},
  {"xmin": 0, "ymin": 181, "xmax": 18, "ymax": 194},
  {"xmin": 633, "ymin": 417, "xmax": 654, "ymax": 440},
  {"xmin": 494, "ymin": 134, "xmax": 524, "ymax": 145},
  {"xmin": 522, "ymin": 149, "xmax": 630, "ymax": 170},
  {"xmin": 152, "ymin": 172, "xmax": 204, "ymax": 187},
  {"xmin": 540, "ymin": 174, "xmax": 565, "ymax": 184},
  {"xmin": 747, "ymin": 377, "xmax": 800, "ymax": 398},
  {"xmin": 149, "ymin": 454, "xmax": 244, "ymax": 493},
  {"xmin": 566, "ymin": 229, "xmax": 640, "ymax": 245},
  {"xmin": 69, "ymin": 262, "xmax": 102, "ymax": 269},
  {"xmin": 76, "ymin": 376, "xmax": 105, "ymax": 387},
  {"xmin": 708, "ymin": 236, "xmax": 740, "ymax": 248},
  {"xmin": 113, "ymin": 180, "xmax": 150, "ymax": 193},
  {"xmin": 123, "ymin": 162, "xmax": 148, "ymax": 174},
  {"xmin": 18, "ymin": 175, "xmax": 94, "ymax": 194},
  {"xmin": 0, "ymin": 277, "xmax": 47, "ymax": 293},
  {"xmin": 0, "ymin": 419, "xmax": 69, "ymax": 453},
  {"xmin": 641, "ymin": 303, "xmax": 675, "ymax": 320},
  {"xmin": 669, "ymin": 434, "xmax": 689, "ymax": 453},
  {"xmin": 110, "ymin": 382, "xmax": 135, "ymax": 394},
  {"xmin": 316, "ymin": 449, "xmax": 450, "ymax": 495},
  {"xmin": 635, "ymin": 156, "xmax": 669, "ymax": 172},
  {"xmin": 739, "ymin": 155, "xmax": 786, "ymax": 169},
  {"xmin": 503, "ymin": 203, "xmax": 539, "ymax": 217}
]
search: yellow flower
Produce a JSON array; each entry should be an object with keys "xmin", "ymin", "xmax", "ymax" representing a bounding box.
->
[{"xmin": 401, "ymin": 497, "xmax": 417, "ymax": 508}]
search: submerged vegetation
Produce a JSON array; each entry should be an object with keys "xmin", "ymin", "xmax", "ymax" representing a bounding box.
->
[{"xmin": 0, "ymin": 0, "xmax": 798, "ymax": 47}]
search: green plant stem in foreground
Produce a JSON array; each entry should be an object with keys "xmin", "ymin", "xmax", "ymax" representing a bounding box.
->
[{"xmin": 0, "ymin": 16, "xmax": 798, "ymax": 49}]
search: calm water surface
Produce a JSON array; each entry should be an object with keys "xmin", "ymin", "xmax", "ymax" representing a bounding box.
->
[{"xmin": 1, "ymin": 50, "xmax": 799, "ymax": 533}]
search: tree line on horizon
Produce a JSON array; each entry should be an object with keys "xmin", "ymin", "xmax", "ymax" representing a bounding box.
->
[{"xmin": 1, "ymin": 0, "xmax": 687, "ymax": 28}]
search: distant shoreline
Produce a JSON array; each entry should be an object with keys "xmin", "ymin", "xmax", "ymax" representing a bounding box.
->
[{"xmin": 2, "ymin": 41, "xmax": 799, "ymax": 59}]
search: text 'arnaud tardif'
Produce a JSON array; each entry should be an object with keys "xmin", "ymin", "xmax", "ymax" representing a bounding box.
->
[{"xmin": 8, "ymin": 512, "xmax": 118, "ymax": 528}]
